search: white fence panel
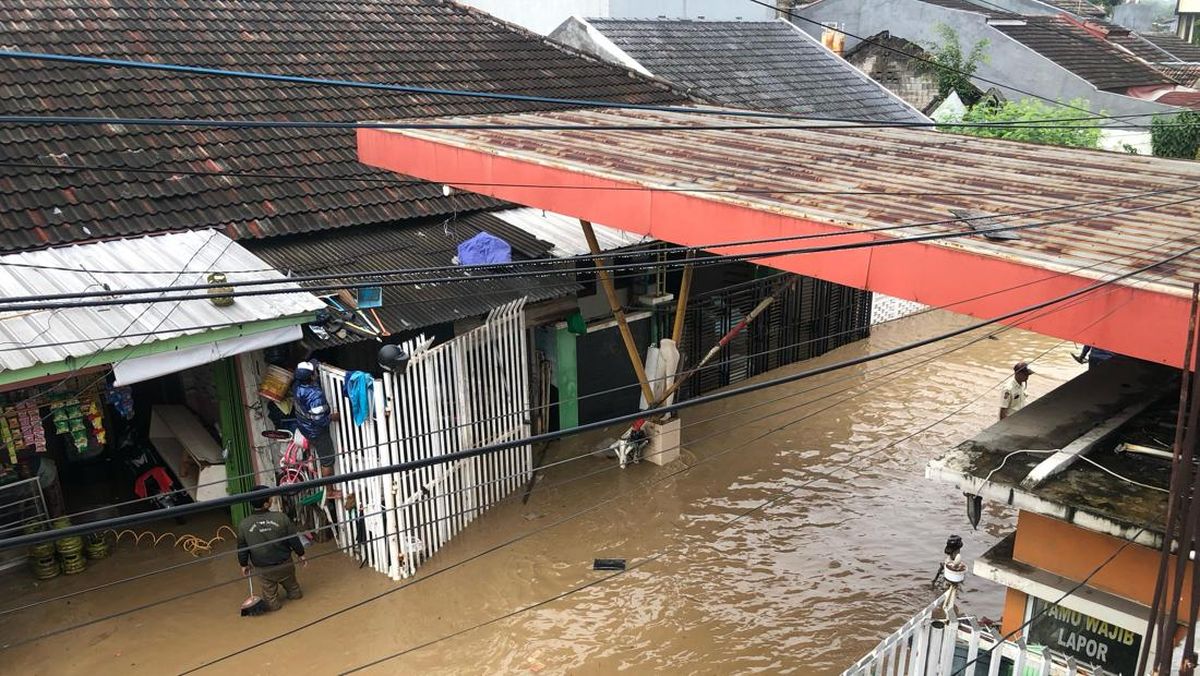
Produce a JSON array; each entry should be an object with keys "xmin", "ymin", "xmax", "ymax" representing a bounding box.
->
[{"xmin": 322, "ymin": 299, "xmax": 532, "ymax": 580}]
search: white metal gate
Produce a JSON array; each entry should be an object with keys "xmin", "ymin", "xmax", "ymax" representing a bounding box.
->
[{"xmin": 320, "ymin": 299, "xmax": 532, "ymax": 579}]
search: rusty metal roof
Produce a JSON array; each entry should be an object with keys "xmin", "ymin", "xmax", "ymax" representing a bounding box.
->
[{"xmin": 360, "ymin": 107, "xmax": 1200, "ymax": 299}]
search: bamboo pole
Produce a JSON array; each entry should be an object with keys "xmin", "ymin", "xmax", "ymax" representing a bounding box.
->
[
  {"xmin": 580, "ymin": 220, "xmax": 655, "ymax": 404},
  {"xmin": 672, "ymin": 261, "xmax": 694, "ymax": 345}
]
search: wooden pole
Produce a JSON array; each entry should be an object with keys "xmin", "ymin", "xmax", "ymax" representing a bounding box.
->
[
  {"xmin": 672, "ymin": 260, "xmax": 694, "ymax": 345},
  {"xmin": 580, "ymin": 220, "xmax": 656, "ymax": 404}
]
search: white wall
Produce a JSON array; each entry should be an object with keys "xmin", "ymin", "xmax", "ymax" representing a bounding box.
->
[
  {"xmin": 457, "ymin": 0, "xmax": 774, "ymax": 35},
  {"xmin": 459, "ymin": 0, "xmax": 610, "ymax": 35}
]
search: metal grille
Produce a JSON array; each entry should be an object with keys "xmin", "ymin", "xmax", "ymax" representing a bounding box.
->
[{"xmin": 657, "ymin": 275, "xmax": 872, "ymax": 400}]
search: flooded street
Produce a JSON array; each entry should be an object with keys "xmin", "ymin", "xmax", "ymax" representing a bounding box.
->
[{"xmin": 0, "ymin": 310, "xmax": 1083, "ymax": 675}]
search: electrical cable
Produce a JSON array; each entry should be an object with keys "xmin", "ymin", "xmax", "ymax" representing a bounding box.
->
[
  {"xmin": 0, "ymin": 181, "xmax": 1192, "ymax": 300},
  {"xmin": 3, "ymin": 188, "xmax": 1196, "ymax": 312},
  {"xmin": 948, "ymin": 529, "xmax": 1146, "ymax": 676},
  {"xmin": 3, "ymin": 223, "xmax": 1169, "ymax": 535},
  {"xmin": 0, "ymin": 260, "xmax": 1146, "ymax": 626},
  {"xmin": 0, "ymin": 325, "xmax": 1002, "ymax": 645},
  {"xmin": 338, "ymin": 325, "xmax": 1085, "ymax": 673},
  {"xmin": 0, "ymin": 48, "xmax": 1180, "ymax": 131},
  {"xmin": 0, "ymin": 157, "xmax": 1177, "ymax": 204},
  {"xmin": 0, "ymin": 112, "xmax": 1182, "ymax": 132},
  {"xmin": 210, "ymin": 276, "xmax": 1144, "ymax": 675},
  {"xmin": 0, "ymin": 292, "xmax": 866, "ymax": 537},
  {"xmin": 3, "ymin": 265, "xmax": 1156, "ymax": 651},
  {"xmin": 745, "ymin": 0, "xmax": 1145, "ymax": 129},
  {"xmin": 5, "ymin": 238, "xmax": 1189, "ymax": 551},
  {"xmin": 4, "ymin": 212, "xmax": 1191, "ymax": 546}
]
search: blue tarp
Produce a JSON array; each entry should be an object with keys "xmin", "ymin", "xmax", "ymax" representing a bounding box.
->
[{"xmin": 457, "ymin": 231, "xmax": 512, "ymax": 265}]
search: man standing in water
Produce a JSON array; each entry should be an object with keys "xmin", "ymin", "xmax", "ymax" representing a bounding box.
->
[
  {"xmin": 999, "ymin": 361, "xmax": 1033, "ymax": 420},
  {"xmin": 238, "ymin": 488, "xmax": 306, "ymax": 611}
]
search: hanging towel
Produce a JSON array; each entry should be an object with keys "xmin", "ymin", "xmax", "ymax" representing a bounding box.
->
[{"xmin": 343, "ymin": 371, "xmax": 375, "ymax": 426}]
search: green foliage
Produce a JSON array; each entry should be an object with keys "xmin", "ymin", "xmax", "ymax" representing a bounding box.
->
[
  {"xmin": 922, "ymin": 23, "xmax": 989, "ymax": 106},
  {"xmin": 954, "ymin": 98, "xmax": 1102, "ymax": 149},
  {"xmin": 1151, "ymin": 111, "xmax": 1200, "ymax": 159}
]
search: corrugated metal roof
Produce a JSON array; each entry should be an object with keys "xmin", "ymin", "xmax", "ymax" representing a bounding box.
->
[
  {"xmin": 0, "ymin": 230, "xmax": 323, "ymax": 374},
  {"xmin": 362, "ymin": 107, "xmax": 1200, "ymax": 299},
  {"xmin": 247, "ymin": 212, "xmax": 580, "ymax": 335},
  {"xmin": 489, "ymin": 208, "xmax": 650, "ymax": 257}
]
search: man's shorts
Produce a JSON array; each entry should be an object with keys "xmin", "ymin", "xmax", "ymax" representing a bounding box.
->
[{"xmin": 311, "ymin": 431, "xmax": 335, "ymax": 468}]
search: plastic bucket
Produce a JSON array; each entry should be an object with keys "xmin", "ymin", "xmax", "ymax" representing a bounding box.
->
[{"xmin": 258, "ymin": 365, "xmax": 293, "ymax": 402}]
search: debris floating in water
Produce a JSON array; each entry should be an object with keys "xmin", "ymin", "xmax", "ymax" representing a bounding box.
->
[{"xmin": 594, "ymin": 558, "xmax": 627, "ymax": 571}]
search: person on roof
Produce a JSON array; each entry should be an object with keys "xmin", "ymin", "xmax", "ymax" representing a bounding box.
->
[
  {"xmin": 292, "ymin": 361, "xmax": 341, "ymax": 498},
  {"xmin": 999, "ymin": 361, "xmax": 1033, "ymax": 421}
]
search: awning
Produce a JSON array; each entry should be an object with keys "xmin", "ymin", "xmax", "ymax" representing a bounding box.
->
[
  {"xmin": 113, "ymin": 324, "xmax": 301, "ymax": 386},
  {"xmin": 0, "ymin": 230, "xmax": 324, "ymax": 386},
  {"xmin": 357, "ymin": 107, "xmax": 1200, "ymax": 367}
]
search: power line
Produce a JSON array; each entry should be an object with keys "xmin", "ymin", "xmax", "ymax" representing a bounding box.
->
[
  {"xmin": 2, "ymin": 326, "xmax": 999, "ymax": 646},
  {"xmin": 4, "ymin": 223, "xmax": 1165, "ymax": 536},
  {"xmin": 339, "ymin": 330, "xmax": 1083, "ymax": 673},
  {"xmin": 4, "ymin": 239, "xmax": 1191, "ymax": 552},
  {"xmin": 2, "ymin": 188, "xmax": 1195, "ymax": 312},
  {"xmin": 0, "ymin": 157, "xmax": 1174, "ymax": 203},
  {"xmin": 4, "ymin": 264, "xmax": 1159, "ymax": 651},
  {"xmin": 3, "ymin": 226, "xmax": 1152, "ymax": 535},
  {"xmin": 0, "ymin": 112, "xmax": 1181, "ymax": 132},
  {"xmin": 749, "ymin": 0, "xmax": 1146, "ymax": 129},
  {"xmin": 949, "ymin": 530, "xmax": 1146, "ymax": 676},
  {"xmin": 0, "ymin": 49, "xmax": 1177, "ymax": 129},
  {"xmin": 196, "ymin": 277, "xmax": 1135, "ymax": 674},
  {"xmin": 0, "ymin": 181, "xmax": 1191, "ymax": 298}
]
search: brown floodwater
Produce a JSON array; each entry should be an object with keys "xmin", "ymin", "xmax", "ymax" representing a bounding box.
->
[{"xmin": 0, "ymin": 310, "xmax": 1083, "ymax": 675}]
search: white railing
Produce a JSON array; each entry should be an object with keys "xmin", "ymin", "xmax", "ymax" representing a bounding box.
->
[
  {"xmin": 321, "ymin": 299, "xmax": 532, "ymax": 580},
  {"xmin": 844, "ymin": 591, "xmax": 1106, "ymax": 676}
]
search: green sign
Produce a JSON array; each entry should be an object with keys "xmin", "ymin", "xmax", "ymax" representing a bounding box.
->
[{"xmin": 1026, "ymin": 599, "xmax": 1141, "ymax": 675}]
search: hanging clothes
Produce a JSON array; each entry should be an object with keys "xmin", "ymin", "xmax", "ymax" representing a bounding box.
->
[{"xmin": 342, "ymin": 371, "xmax": 374, "ymax": 426}]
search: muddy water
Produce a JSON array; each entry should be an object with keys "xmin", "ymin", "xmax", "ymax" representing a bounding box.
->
[{"xmin": 0, "ymin": 311, "xmax": 1082, "ymax": 675}]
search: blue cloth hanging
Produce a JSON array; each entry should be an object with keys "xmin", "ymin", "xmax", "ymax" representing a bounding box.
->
[{"xmin": 342, "ymin": 371, "xmax": 375, "ymax": 426}]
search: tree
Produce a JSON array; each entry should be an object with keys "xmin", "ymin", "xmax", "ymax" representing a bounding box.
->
[
  {"xmin": 1151, "ymin": 111, "xmax": 1200, "ymax": 159},
  {"xmin": 953, "ymin": 98, "xmax": 1102, "ymax": 149},
  {"xmin": 923, "ymin": 23, "xmax": 989, "ymax": 106}
]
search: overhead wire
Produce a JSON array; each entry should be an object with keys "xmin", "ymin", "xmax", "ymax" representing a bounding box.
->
[
  {"xmin": 201, "ymin": 268, "xmax": 1153, "ymax": 674},
  {"xmin": 2, "ymin": 258, "xmax": 1168, "ymax": 651},
  {"xmin": 339, "ymin": 323, "xmax": 1089, "ymax": 673},
  {"xmin": 4, "ymin": 220, "xmax": 1182, "ymax": 535},
  {"xmin": 0, "ymin": 181, "xmax": 1193, "ymax": 298},
  {"xmin": 0, "ymin": 157, "xmax": 1180, "ymax": 203},
  {"xmin": 4, "ymin": 236, "xmax": 1191, "ymax": 550},
  {"xmin": 745, "ymin": 0, "xmax": 1145, "ymax": 129},
  {"xmin": 949, "ymin": 529, "xmax": 1147, "ymax": 676},
  {"xmin": 0, "ymin": 49, "xmax": 1179, "ymax": 132},
  {"xmin": 2, "ymin": 188, "xmax": 1196, "ymax": 312}
]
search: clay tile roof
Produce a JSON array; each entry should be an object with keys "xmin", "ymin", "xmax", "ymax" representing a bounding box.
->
[
  {"xmin": 0, "ymin": 0, "xmax": 686, "ymax": 252},
  {"xmin": 991, "ymin": 15, "xmax": 1175, "ymax": 91}
]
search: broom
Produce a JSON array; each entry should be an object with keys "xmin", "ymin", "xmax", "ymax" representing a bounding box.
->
[{"xmin": 240, "ymin": 575, "xmax": 269, "ymax": 616}]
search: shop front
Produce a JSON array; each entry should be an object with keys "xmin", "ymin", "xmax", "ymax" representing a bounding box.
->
[{"xmin": 0, "ymin": 231, "xmax": 322, "ymax": 575}]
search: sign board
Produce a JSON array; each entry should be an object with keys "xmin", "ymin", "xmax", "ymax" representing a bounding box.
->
[
  {"xmin": 1181, "ymin": 0, "xmax": 1200, "ymax": 14},
  {"xmin": 1026, "ymin": 598, "xmax": 1141, "ymax": 675}
]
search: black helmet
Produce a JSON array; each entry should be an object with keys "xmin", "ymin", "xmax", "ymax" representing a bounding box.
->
[{"xmin": 378, "ymin": 344, "xmax": 411, "ymax": 374}]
